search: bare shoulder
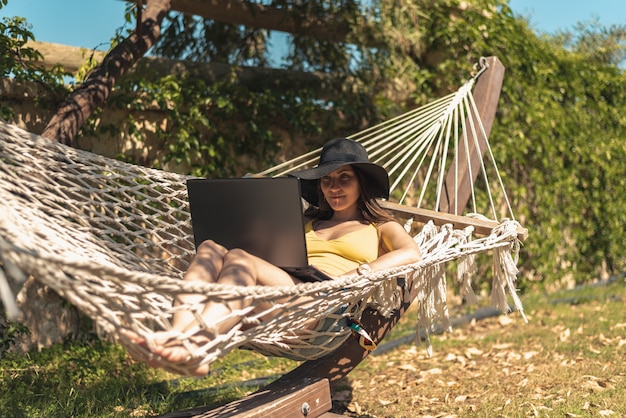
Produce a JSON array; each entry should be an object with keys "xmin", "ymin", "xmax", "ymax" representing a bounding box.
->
[
  {"xmin": 376, "ymin": 220, "xmax": 413, "ymax": 246},
  {"xmin": 376, "ymin": 220, "xmax": 407, "ymax": 236},
  {"xmin": 376, "ymin": 220, "xmax": 421, "ymax": 256}
]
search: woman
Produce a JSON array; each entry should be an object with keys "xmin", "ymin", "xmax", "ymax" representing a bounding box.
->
[{"xmin": 128, "ymin": 138, "xmax": 421, "ymax": 375}]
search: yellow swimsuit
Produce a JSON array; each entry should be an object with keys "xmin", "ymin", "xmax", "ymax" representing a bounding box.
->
[{"xmin": 305, "ymin": 221, "xmax": 379, "ymax": 277}]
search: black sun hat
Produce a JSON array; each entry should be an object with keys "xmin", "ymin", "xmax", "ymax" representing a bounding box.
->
[{"xmin": 290, "ymin": 138, "xmax": 390, "ymax": 206}]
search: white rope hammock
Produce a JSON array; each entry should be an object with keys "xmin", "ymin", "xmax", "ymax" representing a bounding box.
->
[
  {"xmin": 0, "ymin": 70, "xmax": 526, "ymax": 376},
  {"xmin": 260, "ymin": 63, "xmax": 514, "ymax": 221}
]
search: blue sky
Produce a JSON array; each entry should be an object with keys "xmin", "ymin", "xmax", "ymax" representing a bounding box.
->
[
  {"xmin": 508, "ymin": 0, "xmax": 625, "ymax": 33},
  {"xmin": 1, "ymin": 0, "xmax": 624, "ymax": 52}
]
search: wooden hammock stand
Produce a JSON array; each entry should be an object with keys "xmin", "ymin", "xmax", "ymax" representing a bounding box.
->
[{"xmin": 160, "ymin": 56, "xmax": 526, "ymax": 418}]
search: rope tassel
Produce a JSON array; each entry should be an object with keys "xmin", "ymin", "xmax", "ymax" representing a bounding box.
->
[{"xmin": 346, "ymin": 315, "xmax": 377, "ymax": 351}]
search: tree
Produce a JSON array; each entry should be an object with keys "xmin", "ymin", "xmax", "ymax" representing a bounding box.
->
[
  {"xmin": 4, "ymin": 0, "xmax": 626, "ymax": 296},
  {"xmin": 42, "ymin": 0, "xmax": 172, "ymax": 146}
]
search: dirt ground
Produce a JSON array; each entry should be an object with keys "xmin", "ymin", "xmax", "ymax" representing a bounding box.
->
[{"xmin": 326, "ymin": 286, "xmax": 626, "ymax": 418}]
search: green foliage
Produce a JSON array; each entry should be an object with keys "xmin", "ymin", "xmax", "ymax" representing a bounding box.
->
[
  {"xmin": 0, "ymin": 15, "xmax": 67, "ymax": 84},
  {"xmin": 400, "ymin": 0, "xmax": 626, "ymax": 287},
  {"xmin": 106, "ymin": 66, "xmax": 339, "ymax": 177},
  {"xmin": 550, "ymin": 17, "xmax": 626, "ymax": 66},
  {"xmin": 0, "ymin": 14, "xmax": 69, "ymax": 120},
  {"xmin": 493, "ymin": 8, "xmax": 626, "ymax": 286},
  {"xmin": 112, "ymin": 0, "xmax": 394, "ymax": 175},
  {"xmin": 0, "ymin": 320, "xmax": 29, "ymax": 357},
  {"xmin": 3, "ymin": 0, "xmax": 624, "ymax": 287}
]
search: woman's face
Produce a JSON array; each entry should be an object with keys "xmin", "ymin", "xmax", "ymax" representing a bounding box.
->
[{"xmin": 320, "ymin": 165, "xmax": 361, "ymax": 213}]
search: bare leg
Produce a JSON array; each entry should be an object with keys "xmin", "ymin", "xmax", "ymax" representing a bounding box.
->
[
  {"xmin": 169, "ymin": 239, "xmax": 228, "ymax": 332},
  {"xmin": 126, "ymin": 240, "xmax": 299, "ymax": 375},
  {"xmin": 172, "ymin": 242, "xmax": 298, "ymax": 333}
]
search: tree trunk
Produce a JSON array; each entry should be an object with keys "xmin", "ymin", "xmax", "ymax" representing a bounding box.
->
[{"xmin": 42, "ymin": 0, "xmax": 172, "ymax": 145}]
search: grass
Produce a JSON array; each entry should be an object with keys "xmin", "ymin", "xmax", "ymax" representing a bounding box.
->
[
  {"xmin": 0, "ymin": 335, "xmax": 299, "ymax": 417},
  {"xmin": 1, "ymin": 277, "xmax": 624, "ymax": 417},
  {"xmin": 341, "ymin": 277, "xmax": 626, "ymax": 417}
]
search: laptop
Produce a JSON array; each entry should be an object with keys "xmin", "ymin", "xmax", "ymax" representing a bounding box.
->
[{"xmin": 186, "ymin": 177, "xmax": 333, "ymax": 282}]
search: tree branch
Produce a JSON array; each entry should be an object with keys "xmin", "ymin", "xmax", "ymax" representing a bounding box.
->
[{"xmin": 42, "ymin": 0, "xmax": 172, "ymax": 145}]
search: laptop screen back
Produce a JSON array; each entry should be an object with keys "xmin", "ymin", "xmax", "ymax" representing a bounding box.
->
[{"xmin": 186, "ymin": 177, "xmax": 309, "ymax": 269}]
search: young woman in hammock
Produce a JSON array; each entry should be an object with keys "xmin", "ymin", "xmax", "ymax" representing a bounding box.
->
[{"xmin": 127, "ymin": 138, "xmax": 421, "ymax": 375}]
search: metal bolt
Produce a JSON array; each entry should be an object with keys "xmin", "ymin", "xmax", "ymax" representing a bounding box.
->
[{"xmin": 301, "ymin": 402, "xmax": 310, "ymax": 416}]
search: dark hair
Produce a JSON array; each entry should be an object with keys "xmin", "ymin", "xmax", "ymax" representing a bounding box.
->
[{"xmin": 303, "ymin": 165, "xmax": 396, "ymax": 224}]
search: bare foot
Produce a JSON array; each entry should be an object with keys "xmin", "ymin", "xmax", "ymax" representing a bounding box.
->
[{"xmin": 122, "ymin": 330, "xmax": 212, "ymax": 376}]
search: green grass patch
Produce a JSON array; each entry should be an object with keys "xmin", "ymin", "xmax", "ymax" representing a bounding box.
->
[
  {"xmin": 0, "ymin": 337, "xmax": 298, "ymax": 417},
  {"xmin": 1, "ymin": 278, "xmax": 624, "ymax": 417}
]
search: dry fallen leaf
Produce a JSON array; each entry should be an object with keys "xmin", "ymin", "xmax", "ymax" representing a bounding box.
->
[
  {"xmin": 444, "ymin": 353, "xmax": 456, "ymax": 362},
  {"xmin": 464, "ymin": 347, "xmax": 483, "ymax": 358},
  {"xmin": 580, "ymin": 379, "xmax": 606, "ymax": 392},
  {"xmin": 498, "ymin": 315, "xmax": 513, "ymax": 326},
  {"xmin": 347, "ymin": 401, "xmax": 362, "ymax": 414},
  {"xmin": 523, "ymin": 351, "xmax": 538, "ymax": 360},
  {"xmin": 493, "ymin": 343, "xmax": 513, "ymax": 350},
  {"xmin": 398, "ymin": 364, "xmax": 418, "ymax": 372}
]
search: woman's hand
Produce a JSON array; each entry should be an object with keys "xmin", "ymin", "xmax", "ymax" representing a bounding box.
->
[{"xmin": 336, "ymin": 271, "xmax": 359, "ymax": 280}]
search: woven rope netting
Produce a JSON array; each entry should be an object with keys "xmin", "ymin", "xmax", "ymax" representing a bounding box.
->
[{"xmin": 0, "ymin": 70, "xmax": 526, "ymax": 375}]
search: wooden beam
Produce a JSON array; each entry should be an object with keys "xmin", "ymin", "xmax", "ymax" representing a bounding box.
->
[
  {"xmin": 26, "ymin": 41, "xmax": 379, "ymax": 101},
  {"xmin": 380, "ymin": 200, "xmax": 528, "ymax": 241},
  {"xmin": 168, "ymin": 0, "xmax": 357, "ymax": 44},
  {"xmin": 158, "ymin": 378, "xmax": 333, "ymax": 418},
  {"xmin": 25, "ymin": 41, "xmax": 106, "ymax": 74},
  {"xmin": 439, "ymin": 56, "xmax": 505, "ymax": 215},
  {"xmin": 133, "ymin": 56, "xmax": 344, "ymax": 95},
  {"xmin": 161, "ymin": 0, "xmax": 466, "ymax": 51}
]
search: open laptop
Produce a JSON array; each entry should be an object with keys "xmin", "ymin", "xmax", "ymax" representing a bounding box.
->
[{"xmin": 186, "ymin": 177, "xmax": 333, "ymax": 282}]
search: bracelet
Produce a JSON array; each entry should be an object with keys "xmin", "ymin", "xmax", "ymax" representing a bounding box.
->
[{"xmin": 356, "ymin": 263, "xmax": 373, "ymax": 276}]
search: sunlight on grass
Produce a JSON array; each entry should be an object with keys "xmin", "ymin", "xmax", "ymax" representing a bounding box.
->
[
  {"xmin": 342, "ymin": 278, "xmax": 626, "ymax": 417},
  {"xmin": 1, "ymin": 278, "xmax": 624, "ymax": 417},
  {"xmin": 0, "ymin": 337, "xmax": 299, "ymax": 417}
]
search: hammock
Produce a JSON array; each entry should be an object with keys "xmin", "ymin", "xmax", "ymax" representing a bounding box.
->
[{"xmin": 0, "ymin": 58, "xmax": 526, "ymax": 376}]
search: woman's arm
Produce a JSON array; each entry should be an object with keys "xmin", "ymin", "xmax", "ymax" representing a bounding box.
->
[{"xmin": 368, "ymin": 221, "xmax": 422, "ymax": 273}]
